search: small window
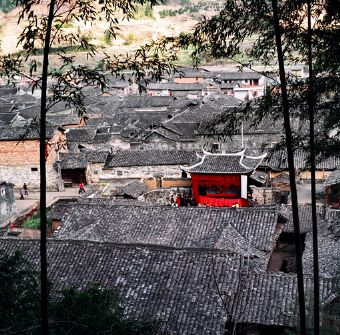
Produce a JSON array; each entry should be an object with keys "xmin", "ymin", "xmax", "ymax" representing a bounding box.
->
[
  {"xmin": 181, "ymin": 171, "xmax": 188, "ymax": 179},
  {"xmin": 0, "ymin": 188, "xmax": 5, "ymax": 196},
  {"xmin": 212, "ymin": 143, "xmax": 220, "ymax": 153},
  {"xmin": 117, "ymin": 170, "xmax": 123, "ymax": 176},
  {"xmin": 31, "ymin": 167, "xmax": 38, "ymax": 172}
]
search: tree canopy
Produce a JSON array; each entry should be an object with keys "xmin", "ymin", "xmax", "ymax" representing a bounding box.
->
[{"xmin": 0, "ymin": 251, "xmax": 162, "ymax": 335}]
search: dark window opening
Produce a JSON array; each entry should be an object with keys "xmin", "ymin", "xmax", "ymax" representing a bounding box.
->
[
  {"xmin": 198, "ymin": 185, "xmax": 207, "ymax": 196},
  {"xmin": 31, "ymin": 167, "xmax": 38, "ymax": 172},
  {"xmin": 156, "ymin": 176, "xmax": 162, "ymax": 188},
  {"xmin": 181, "ymin": 171, "xmax": 187, "ymax": 179},
  {"xmin": 212, "ymin": 143, "xmax": 220, "ymax": 153}
]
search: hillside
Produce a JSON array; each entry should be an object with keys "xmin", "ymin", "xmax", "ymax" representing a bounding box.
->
[{"xmin": 0, "ymin": 0, "xmax": 224, "ymax": 64}]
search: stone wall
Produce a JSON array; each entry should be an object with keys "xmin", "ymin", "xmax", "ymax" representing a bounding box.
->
[
  {"xmin": 100, "ymin": 165, "xmax": 185, "ymax": 180},
  {"xmin": 87, "ymin": 163, "xmax": 104, "ymax": 183},
  {"xmin": 0, "ymin": 164, "xmax": 59, "ymax": 191},
  {"xmin": 0, "ymin": 182, "xmax": 16, "ymax": 226},
  {"xmin": 250, "ymin": 186, "xmax": 274, "ymax": 205},
  {"xmin": 139, "ymin": 187, "xmax": 191, "ymax": 205}
]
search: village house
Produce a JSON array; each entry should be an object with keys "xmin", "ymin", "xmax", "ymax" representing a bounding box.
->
[
  {"xmin": 0, "ymin": 124, "xmax": 65, "ymax": 190},
  {"xmin": 268, "ymin": 149, "xmax": 340, "ymax": 182},
  {"xmin": 146, "ymin": 82, "xmax": 213, "ymax": 97},
  {"xmin": 102, "ymin": 149, "xmax": 197, "ymax": 189},
  {"xmin": 172, "ymin": 68, "xmax": 216, "ymax": 84},
  {"xmin": 214, "ymin": 71, "xmax": 266, "ymax": 100},
  {"xmin": 59, "ymin": 150, "xmax": 110, "ymax": 186}
]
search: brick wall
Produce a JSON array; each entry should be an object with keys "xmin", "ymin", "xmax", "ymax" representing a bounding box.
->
[
  {"xmin": 0, "ymin": 132, "xmax": 63, "ymax": 190},
  {"xmin": 0, "ymin": 139, "xmax": 41, "ymax": 165}
]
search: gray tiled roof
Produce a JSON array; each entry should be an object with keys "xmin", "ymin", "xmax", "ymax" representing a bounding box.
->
[
  {"xmin": 60, "ymin": 153, "xmax": 88, "ymax": 169},
  {"xmin": 49, "ymin": 198, "xmax": 78, "ymax": 221},
  {"xmin": 324, "ymin": 169, "xmax": 340, "ymax": 186},
  {"xmin": 79, "ymin": 197, "xmax": 156, "ymax": 206},
  {"xmin": 113, "ymin": 181, "xmax": 148, "ymax": 198},
  {"xmin": 0, "ymin": 239, "xmax": 335, "ymax": 331},
  {"xmin": 85, "ymin": 150, "xmax": 110, "ymax": 163},
  {"xmin": 0, "ymin": 125, "xmax": 54, "ymax": 140},
  {"xmin": 281, "ymin": 204, "xmax": 324, "ymax": 234},
  {"xmin": 66, "ymin": 127, "xmax": 96, "ymax": 143},
  {"xmin": 184, "ymin": 152, "xmax": 265, "ymax": 174},
  {"xmin": 120, "ymin": 96, "xmax": 175, "ymax": 109},
  {"xmin": 0, "ymin": 238, "xmax": 243, "ymax": 335},
  {"xmin": 54, "ymin": 204, "xmax": 279, "ymax": 256},
  {"xmin": 105, "ymin": 150, "xmax": 197, "ymax": 168},
  {"xmin": 280, "ymin": 150, "xmax": 340, "ymax": 170},
  {"xmin": 47, "ymin": 114, "xmax": 82, "ymax": 126},
  {"xmin": 234, "ymin": 272, "xmax": 335, "ymax": 327},
  {"xmin": 147, "ymin": 83, "xmax": 205, "ymax": 91},
  {"xmin": 215, "ymin": 72, "xmax": 263, "ymax": 80},
  {"xmin": 173, "ymin": 70, "xmax": 215, "ymax": 79},
  {"xmin": 0, "ymin": 104, "xmax": 14, "ymax": 113},
  {"xmin": 303, "ymin": 220, "xmax": 340, "ymax": 277},
  {"xmin": 0, "ymin": 113, "xmax": 17, "ymax": 125},
  {"xmin": 0, "ymin": 86, "xmax": 17, "ymax": 97},
  {"xmin": 3, "ymin": 93, "xmax": 37, "ymax": 104},
  {"xmin": 17, "ymin": 104, "xmax": 41, "ymax": 119}
]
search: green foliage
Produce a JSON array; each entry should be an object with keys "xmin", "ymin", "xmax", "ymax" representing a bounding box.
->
[
  {"xmin": 0, "ymin": 252, "xmax": 161, "ymax": 334},
  {"xmin": 54, "ymin": 19, "xmax": 73, "ymax": 29},
  {"xmin": 22, "ymin": 208, "xmax": 52, "ymax": 229},
  {"xmin": 133, "ymin": 3, "xmax": 154, "ymax": 19},
  {"xmin": 124, "ymin": 33, "xmax": 138, "ymax": 45},
  {"xmin": 104, "ymin": 31, "xmax": 113, "ymax": 45},
  {"xmin": 0, "ymin": 0, "xmax": 15, "ymax": 13},
  {"xmin": 50, "ymin": 285, "xmax": 160, "ymax": 334},
  {"xmin": 0, "ymin": 251, "xmax": 40, "ymax": 333},
  {"xmin": 159, "ymin": 4, "xmax": 199, "ymax": 18}
]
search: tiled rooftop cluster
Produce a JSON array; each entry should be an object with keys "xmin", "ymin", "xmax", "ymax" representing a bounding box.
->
[
  {"xmin": 0, "ymin": 239, "xmax": 335, "ymax": 333},
  {"xmin": 303, "ymin": 219, "xmax": 340, "ymax": 277},
  {"xmin": 53, "ymin": 203, "xmax": 279, "ymax": 259},
  {"xmin": 0, "ymin": 239, "xmax": 242, "ymax": 335},
  {"xmin": 281, "ymin": 204, "xmax": 325, "ymax": 234},
  {"xmin": 235, "ymin": 272, "xmax": 335, "ymax": 327}
]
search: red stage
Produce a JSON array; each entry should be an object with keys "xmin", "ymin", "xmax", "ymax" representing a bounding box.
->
[{"xmin": 191, "ymin": 174, "xmax": 248, "ymax": 207}]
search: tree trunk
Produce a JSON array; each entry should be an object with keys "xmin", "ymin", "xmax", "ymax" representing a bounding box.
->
[{"xmin": 271, "ymin": 0, "xmax": 307, "ymax": 333}]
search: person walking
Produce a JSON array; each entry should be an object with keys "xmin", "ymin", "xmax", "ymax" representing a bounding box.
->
[
  {"xmin": 23, "ymin": 183, "xmax": 28, "ymax": 195},
  {"xmin": 79, "ymin": 182, "xmax": 86, "ymax": 194},
  {"xmin": 19, "ymin": 189, "xmax": 24, "ymax": 200}
]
